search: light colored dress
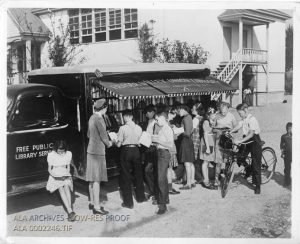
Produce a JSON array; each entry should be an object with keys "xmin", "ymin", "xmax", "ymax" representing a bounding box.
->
[
  {"xmin": 46, "ymin": 151, "xmax": 73, "ymax": 193},
  {"xmin": 215, "ymin": 112, "xmax": 237, "ymax": 164},
  {"xmin": 199, "ymin": 120, "xmax": 216, "ymax": 162}
]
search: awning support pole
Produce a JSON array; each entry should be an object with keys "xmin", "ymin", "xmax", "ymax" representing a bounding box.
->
[{"xmin": 239, "ymin": 18, "xmax": 243, "ymax": 104}]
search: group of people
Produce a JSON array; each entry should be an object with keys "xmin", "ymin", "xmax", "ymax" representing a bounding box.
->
[{"xmin": 45, "ymin": 97, "xmax": 285, "ymax": 221}]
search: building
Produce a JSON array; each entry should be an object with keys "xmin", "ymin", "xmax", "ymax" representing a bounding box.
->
[{"xmin": 7, "ymin": 8, "xmax": 291, "ymax": 106}]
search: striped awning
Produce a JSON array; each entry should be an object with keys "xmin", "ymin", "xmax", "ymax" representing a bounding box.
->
[{"xmin": 98, "ymin": 78, "xmax": 236, "ymax": 100}]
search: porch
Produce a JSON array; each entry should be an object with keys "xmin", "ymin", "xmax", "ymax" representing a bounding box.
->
[{"xmin": 213, "ymin": 9, "xmax": 291, "ymax": 104}]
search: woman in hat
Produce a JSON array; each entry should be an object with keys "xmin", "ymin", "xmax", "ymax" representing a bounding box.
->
[{"xmin": 86, "ymin": 98, "xmax": 113, "ymax": 215}]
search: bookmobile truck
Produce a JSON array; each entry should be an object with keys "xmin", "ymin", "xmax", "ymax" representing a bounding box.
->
[{"xmin": 7, "ymin": 63, "xmax": 235, "ymax": 196}]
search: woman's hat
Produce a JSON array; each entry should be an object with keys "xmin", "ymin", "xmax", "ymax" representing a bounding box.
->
[{"xmin": 94, "ymin": 98, "xmax": 107, "ymax": 110}]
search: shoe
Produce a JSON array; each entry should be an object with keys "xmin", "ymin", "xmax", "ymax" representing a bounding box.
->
[
  {"xmin": 137, "ymin": 198, "xmax": 148, "ymax": 203},
  {"xmin": 88, "ymin": 203, "xmax": 94, "ymax": 210},
  {"xmin": 179, "ymin": 185, "xmax": 192, "ymax": 190},
  {"xmin": 191, "ymin": 183, "xmax": 196, "ymax": 188},
  {"xmin": 169, "ymin": 188, "xmax": 180, "ymax": 195},
  {"xmin": 254, "ymin": 186, "xmax": 261, "ymax": 194},
  {"xmin": 121, "ymin": 203, "xmax": 134, "ymax": 209},
  {"xmin": 93, "ymin": 207, "xmax": 109, "ymax": 215},
  {"xmin": 213, "ymin": 180, "xmax": 220, "ymax": 187},
  {"xmin": 174, "ymin": 180, "xmax": 187, "ymax": 185},
  {"xmin": 202, "ymin": 182, "xmax": 217, "ymax": 190},
  {"xmin": 157, "ymin": 205, "xmax": 167, "ymax": 215},
  {"xmin": 67, "ymin": 212, "xmax": 76, "ymax": 222}
]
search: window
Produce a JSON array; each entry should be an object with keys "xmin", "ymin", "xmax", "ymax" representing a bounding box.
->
[
  {"xmin": 69, "ymin": 9, "xmax": 79, "ymax": 44},
  {"xmin": 81, "ymin": 9, "xmax": 93, "ymax": 43},
  {"xmin": 95, "ymin": 8, "xmax": 106, "ymax": 42},
  {"xmin": 109, "ymin": 9, "xmax": 122, "ymax": 40},
  {"xmin": 124, "ymin": 9, "xmax": 138, "ymax": 39},
  {"xmin": 12, "ymin": 95, "xmax": 56, "ymax": 128},
  {"xmin": 68, "ymin": 8, "xmax": 138, "ymax": 44}
]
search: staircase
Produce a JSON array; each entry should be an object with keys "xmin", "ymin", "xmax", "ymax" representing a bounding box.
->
[{"xmin": 211, "ymin": 49, "xmax": 243, "ymax": 101}]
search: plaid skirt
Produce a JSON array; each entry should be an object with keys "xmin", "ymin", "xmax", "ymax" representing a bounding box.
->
[{"xmin": 192, "ymin": 128, "xmax": 201, "ymax": 160}]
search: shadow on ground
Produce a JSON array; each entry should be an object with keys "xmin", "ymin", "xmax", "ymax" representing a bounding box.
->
[{"xmin": 100, "ymin": 206, "xmax": 177, "ymax": 237}]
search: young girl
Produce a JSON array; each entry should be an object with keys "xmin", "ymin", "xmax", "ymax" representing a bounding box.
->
[
  {"xmin": 191, "ymin": 102, "xmax": 204, "ymax": 162},
  {"xmin": 46, "ymin": 140, "xmax": 76, "ymax": 221},
  {"xmin": 200, "ymin": 108, "xmax": 217, "ymax": 189},
  {"xmin": 178, "ymin": 105, "xmax": 195, "ymax": 190}
]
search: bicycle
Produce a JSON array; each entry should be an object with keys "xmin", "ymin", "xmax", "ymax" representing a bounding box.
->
[{"xmin": 218, "ymin": 132, "xmax": 277, "ymax": 198}]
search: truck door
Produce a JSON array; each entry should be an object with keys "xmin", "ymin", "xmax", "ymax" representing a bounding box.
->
[{"xmin": 7, "ymin": 91, "xmax": 69, "ymax": 189}]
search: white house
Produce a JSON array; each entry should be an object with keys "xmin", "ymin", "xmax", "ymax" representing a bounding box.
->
[{"xmin": 7, "ymin": 8, "xmax": 291, "ymax": 106}]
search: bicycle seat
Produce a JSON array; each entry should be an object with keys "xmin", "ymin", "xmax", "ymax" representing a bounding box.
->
[{"xmin": 260, "ymin": 141, "xmax": 265, "ymax": 146}]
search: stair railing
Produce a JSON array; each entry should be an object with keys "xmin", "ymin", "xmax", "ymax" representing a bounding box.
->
[{"xmin": 211, "ymin": 49, "xmax": 242, "ymax": 101}]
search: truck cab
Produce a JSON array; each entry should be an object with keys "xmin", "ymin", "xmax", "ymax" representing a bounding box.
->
[{"xmin": 7, "ymin": 84, "xmax": 80, "ymax": 195}]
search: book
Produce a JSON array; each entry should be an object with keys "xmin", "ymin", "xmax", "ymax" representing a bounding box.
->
[
  {"xmin": 139, "ymin": 131, "xmax": 152, "ymax": 148},
  {"xmin": 173, "ymin": 127, "xmax": 184, "ymax": 135},
  {"xmin": 108, "ymin": 132, "xmax": 118, "ymax": 141}
]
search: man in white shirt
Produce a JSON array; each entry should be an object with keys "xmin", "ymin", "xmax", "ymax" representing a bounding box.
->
[
  {"xmin": 230, "ymin": 103, "xmax": 262, "ymax": 194},
  {"xmin": 116, "ymin": 110, "xmax": 146, "ymax": 208},
  {"xmin": 143, "ymin": 104, "xmax": 160, "ymax": 202},
  {"xmin": 152, "ymin": 111, "xmax": 174, "ymax": 214}
]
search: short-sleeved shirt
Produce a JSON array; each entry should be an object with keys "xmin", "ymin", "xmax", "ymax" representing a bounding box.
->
[
  {"xmin": 146, "ymin": 119, "xmax": 157, "ymax": 135},
  {"xmin": 216, "ymin": 112, "xmax": 237, "ymax": 130},
  {"xmin": 47, "ymin": 151, "xmax": 72, "ymax": 167},
  {"xmin": 238, "ymin": 113, "xmax": 260, "ymax": 136},
  {"xmin": 157, "ymin": 123, "xmax": 174, "ymax": 150},
  {"xmin": 193, "ymin": 115, "xmax": 202, "ymax": 129},
  {"xmin": 117, "ymin": 121, "xmax": 142, "ymax": 145}
]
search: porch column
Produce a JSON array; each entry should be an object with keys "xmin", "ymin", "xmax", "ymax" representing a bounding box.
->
[
  {"xmin": 238, "ymin": 18, "xmax": 243, "ymax": 103},
  {"xmin": 266, "ymin": 23, "xmax": 270, "ymax": 104},
  {"xmin": 25, "ymin": 40, "xmax": 32, "ymax": 72}
]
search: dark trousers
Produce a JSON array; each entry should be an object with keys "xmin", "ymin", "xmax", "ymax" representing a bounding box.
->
[
  {"xmin": 119, "ymin": 147, "xmax": 145, "ymax": 206},
  {"xmin": 144, "ymin": 145, "xmax": 157, "ymax": 196},
  {"xmin": 284, "ymin": 158, "xmax": 292, "ymax": 184},
  {"xmin": 155, "ymin": 149, "xmax": 170, "ymax": 205},
  {"xmin": 243, "ymin": 134, "xmax": 262, "ymax": 186}
]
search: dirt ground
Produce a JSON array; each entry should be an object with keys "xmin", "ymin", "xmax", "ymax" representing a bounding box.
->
[{"xmin": 6, "ymin": 96, "xmax": 292, "ymax": 239}]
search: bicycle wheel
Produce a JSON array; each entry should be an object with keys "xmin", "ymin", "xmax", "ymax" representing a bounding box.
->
[
  {"xmin": 220, "ymin": 159, "xmax": 236, "ymax": 198},
  {"xmin": 261, "ymin": 147, "xmax": 277, "ymax": 184}
]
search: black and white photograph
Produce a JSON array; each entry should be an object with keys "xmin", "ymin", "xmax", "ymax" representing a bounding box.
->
[{"xmin": 0, "ymin": 1, "xmax": 299, "ymax": 243}]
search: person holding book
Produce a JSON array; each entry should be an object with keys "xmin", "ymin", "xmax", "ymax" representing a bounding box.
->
[
  {"xmin": 199, "ymin": 108, "xmax": 217, "ymax": 189},
  {"xmin": 151, "ymin": 111, "xmax": 174, "ymax": 214},
  {"xmin": 116, "ymin": 109, "xmax": 147, "ymax": 209},
  {"xmin": 46, "ymin": 140, "xmax": 76, "ymax": 221},
  {"xmin": 86, "ymin": 99, "xmax": 112, "ymax": 215}
]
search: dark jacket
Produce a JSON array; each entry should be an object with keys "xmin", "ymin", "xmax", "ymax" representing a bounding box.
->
[{"xmin": 280, "ymin": 133, "xmax": 292, "ymax": 161}]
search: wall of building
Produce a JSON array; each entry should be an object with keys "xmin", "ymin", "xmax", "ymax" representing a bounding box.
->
[
  {"xmin": 253, "ymin": 21, "xmax": 286, "ymax": 94},
  {"xmin": 37, "ymin": 9, "xmax": 225, "ymax": 70},
  {"xmin": 7, "ymin": 15, "xmax": 20, "ymax": 41}
]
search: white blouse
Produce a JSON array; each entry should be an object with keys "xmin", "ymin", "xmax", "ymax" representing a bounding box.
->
[{"xmin": 47, "ymin": 151, "xmax": 72, "ymax": 167}]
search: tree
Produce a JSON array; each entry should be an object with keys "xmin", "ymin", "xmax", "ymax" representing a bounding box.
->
[
  {"xmin": 137, "ymin": 20, "xmax": 157, "ymax": 63},
  {"xmin": 47, "ymin": 10, "xmax": 86, "ymax": 67},
  {"xmin": 137, "ymin": 20, "xmax": 209, "ymax": 64},
  {"xmin": 285, "ymin": 25, "xmax": 293, "ymax": 71}
]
